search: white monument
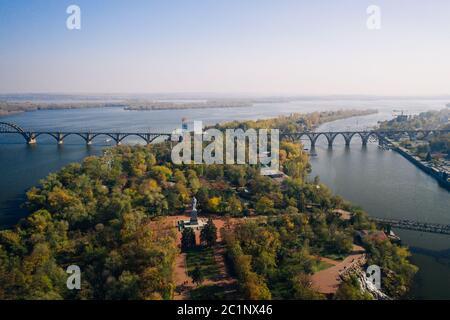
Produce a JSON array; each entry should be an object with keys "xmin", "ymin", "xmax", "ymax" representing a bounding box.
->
[{"xmin": 178, "ymin": 196, "xmax": 206, "ymax": 230}]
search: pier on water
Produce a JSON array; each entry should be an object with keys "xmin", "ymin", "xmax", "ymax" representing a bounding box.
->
[{"xmin": 372, "ymin": 217, "xmax": 450, "ymax": 235}]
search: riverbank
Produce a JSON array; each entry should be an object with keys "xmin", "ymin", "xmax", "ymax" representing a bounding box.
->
[{"xmin": 387, "ymin": 138, "xmax": 450, "ymax": 191}]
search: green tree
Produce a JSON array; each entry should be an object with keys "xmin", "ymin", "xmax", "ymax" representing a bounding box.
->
[
  {"xmin": 181, "ymin": 228, "xmax": 196, "ymax": 249},
  {"xmin": 255, "ymin": 196, "xmax": 274, "ymax": 215},
  {"xmin": 200, "ymin": 219, "xmax": 217, "ymax": 247},
  {"xmin": 191, "ymin": 265, "xmax": 204, "ymax": 286}
]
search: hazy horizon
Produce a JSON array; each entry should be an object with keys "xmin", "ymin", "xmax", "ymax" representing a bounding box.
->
[{"xmin": 1, "ymin": 0, "xmax": 450, "ymax": 95}]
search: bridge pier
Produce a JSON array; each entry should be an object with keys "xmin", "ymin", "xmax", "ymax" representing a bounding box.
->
[
  {"xmin": 145, "ymin": 134, "xmax": 152, "ymax": 145},
  {"xmin": 342, "ymin": 133, "xmax": 353, "ymax": 146},
  {"xmin": 57, "ymin": 133, "xmax": 64, "ymax": 145},
  {"xmin": 85, "ymin": 133, "xmax": 94, "ymax": 146},
  {"xmin": 113, "ymin": 134, "xmax": 122, "ymax": 146},
  {"xmin": 359, "ymin": 133, "xmax": 370, "ymax": 146},
  {"xmin": 27, "ymin": 133, "xmax": 37, "ymax": 145},
  {"xmin": 324, "ymin": 133, "xmax": 338, "ymax": 148},
  {"xmin": 307, "ymin": 133, "xmax": 320, "ymax": 150}
]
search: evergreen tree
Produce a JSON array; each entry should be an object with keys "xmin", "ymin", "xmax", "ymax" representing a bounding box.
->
[
  {"xmin": 181, "ymin": 227, "xmax": 196, "ymax": 249},
  {"xmin": 200, "ymin": 219, "xmax": 217, "ymax": 247}
]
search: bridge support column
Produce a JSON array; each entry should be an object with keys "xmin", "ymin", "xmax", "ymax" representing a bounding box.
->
[
  {"xmin": 27, "ymin": 133, "xmax": 37, "ymax": 145},
  {"xmin": 359, "ymin": 133, "xmax": 370, "ymax": 146},
  {"xmin": 57, "ymin": 133, "xmax": 64, "ymax": 145},
  {"xmin": 85, "ymin": 133, "xmax": 93, "ymax": 146},
  {"xmin": 115, "ymin": 134, "xmax": 122, "ymax": 146},
  {"xmin": 342, "ymin": 133, "xmax": 353, "ymax": 146},
  {"xmin": 324, "ymin": 133, "xmax": 338, "ymax": 148},
  {"xmin": 145, "ymin": 134, "xmax": 152, "ymax": 145},
  {"xmin": 308, "ymin": 133, "xmax": 320, "ymax": 150}
]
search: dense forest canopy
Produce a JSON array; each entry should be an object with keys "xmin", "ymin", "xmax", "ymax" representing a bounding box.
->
[{"xmin": 0, "ymin": 112, "xmax": 416, "ymax": 300}]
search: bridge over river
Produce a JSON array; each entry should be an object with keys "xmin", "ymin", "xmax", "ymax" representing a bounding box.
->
[{"xmin": 1, "ymin": 121, "xmax": 449, "ymax": 147}]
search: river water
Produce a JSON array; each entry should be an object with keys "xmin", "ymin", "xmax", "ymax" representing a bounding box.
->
[{"xmin": 0, "ymin": 98, "xmax": 449, "ymax": 299}]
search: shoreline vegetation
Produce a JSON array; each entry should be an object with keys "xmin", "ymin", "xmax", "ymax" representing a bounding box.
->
[
  {"xmin": 0, "ymin": 101, "xmax": 125, "ymax": 117},
  {"xmin": 0, "ymin": 97, "xmax": 287, "ymax": 117},
  {"xmin": 0, "ymin": 98, "xmax": 377, "ymax": 121},
  {"xmin": 124, "ymin": 100, "xmax": 252, "ymax": 111},
  {"xmin": 0, "ymin": 94, "xmax": 384, "ymax": 118},
  {"xmin": 0, "ymin": 110, "xmax": 417, "ymax": 300},
  {"xmin": 210, "ymin": 109, "xmax": 378, "ymax": 132},
  {"xmin": 0, "ymin": 100, "xmax": 252, "ymax": 117}
]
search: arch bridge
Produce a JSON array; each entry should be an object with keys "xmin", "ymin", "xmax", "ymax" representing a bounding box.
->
[
  {"xmin": 0, "ymin": 122, "xmax": 171, "ymax": 145},
  {"xmin": 1, "ymin": 121, "xmax": 449, "ymax": 147},
  {"xmin": 281, "ymin": 129, "xmax": 450, "ymax": 148}
]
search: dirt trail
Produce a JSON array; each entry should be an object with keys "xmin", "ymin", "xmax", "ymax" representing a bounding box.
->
[{"xmin": 310, "ymin": 245, "xmax": 366, "ymax": 295}]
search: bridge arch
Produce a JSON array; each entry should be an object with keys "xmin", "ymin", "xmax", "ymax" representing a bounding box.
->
[
  {"xmin": 0, "ymin": 122, "xmax": 30, "ymax": 142},
  {"xmin": 90, "ymin": 133, "xmax": 121, "ymax": 144},
  {"xmin": 339, "ymin": 132, "xmax": 358, "ymax": 146},
  {"xmin": 119, "ymin": 133, "xmax": 150, "ymax": 144},
  {"xmin": 60, "ymin": 133, "xmax": 90, "ymax": 142},
  {"xmin": 0, "ymin": 122, "xmax": 26, "ymax": 134},
  {"xmin": 34, "ymin": 132, "xmax": 61, "ymax": 142}
]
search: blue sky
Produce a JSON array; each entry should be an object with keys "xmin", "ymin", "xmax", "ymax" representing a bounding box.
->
[{"xmin": 1, "ymin": 0, "xmax": 450, "ymax": 95}]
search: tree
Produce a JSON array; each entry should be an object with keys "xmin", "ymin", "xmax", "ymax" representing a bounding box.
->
[
  {"xmin": 181, "ymin": 228, "xmax": 196, "ymax": 249},
  {"xmin": 207, "ymin": 197, "xmax": 222, "ymax": 213},
  {"xmin": 151, "ymin": 165, "xmax": 172, "ymax": 182},
  {"xmin": 200, "ymin": 219, "xmax": 217, "ymax": 247},
  {"xmin": 227, "ymin": 196, "xmax": 243, "ymax": 216},
  {"xmin": 334, "ymin": 275, "xmax": 373, "ymax": 300},
  {"xmin": 191, "ymin": 265, "xmax": 204, "ymax": 286},
  {"xmin": 255, "ymin": 196, "xmax": 274, "ymax": 215}
]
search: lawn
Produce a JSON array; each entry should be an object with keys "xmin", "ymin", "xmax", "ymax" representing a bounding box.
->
[
  {"xmin": 312, "ymin": 260, "xmax": 334, "ymax": 273},
  {"xmin": 322, "ymin": 252, "xmax": 349, "ymax": 261},
  {"xmin": 185, "ymin": 247, "xmax": 220, "ymax": 281}
]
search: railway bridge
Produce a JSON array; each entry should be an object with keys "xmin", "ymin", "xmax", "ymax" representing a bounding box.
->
[{"xmin": 1, "ymin": 121, "xmax": 449, "ymax": 147}]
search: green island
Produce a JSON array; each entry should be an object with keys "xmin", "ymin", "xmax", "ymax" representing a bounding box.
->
[{"xmin": 0, "ymin": 110, "xmax": 417, "ymax": 300}]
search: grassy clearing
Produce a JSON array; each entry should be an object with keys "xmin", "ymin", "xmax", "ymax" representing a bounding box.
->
[
  {"xmin": 322, "ymin": 253, "xmax": 348, "ymax": 261},
  {"xmin": 312, "ymin": 261, "xmax": 334, "ymax": 273},
  {"xmin": 185, "ymin": 247, "xmax": 220, "ymax": 280}
]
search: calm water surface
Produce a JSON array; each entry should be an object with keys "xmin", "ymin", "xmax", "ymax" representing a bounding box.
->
[{"xmin": 0, "ymin": 99, "xmax": 449, "ymax": 299}]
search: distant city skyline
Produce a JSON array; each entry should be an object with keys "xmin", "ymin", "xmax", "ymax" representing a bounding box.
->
[{"xmin": 1, "ymin": 0, "xmax": 450, "ymax": 95}]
